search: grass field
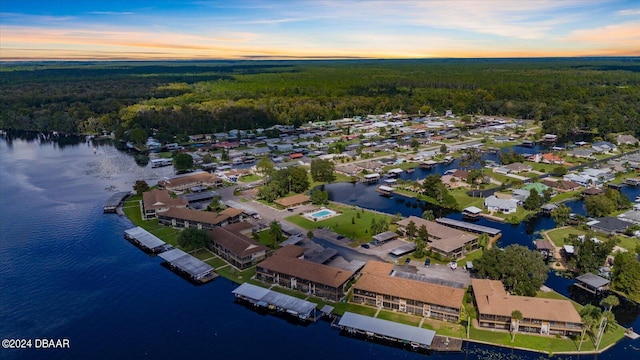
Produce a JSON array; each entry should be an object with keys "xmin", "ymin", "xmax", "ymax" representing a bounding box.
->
[
  {"xmin": 285, "ymin": 205, "xmax": 394, "ymax": 242},
  {"xmin": 121, "ymin": 197, "xmax": 182, "ymax": 247},
  {"xmin": 545, "ymin": 227, "xmax": 587, "ymax": 247}
]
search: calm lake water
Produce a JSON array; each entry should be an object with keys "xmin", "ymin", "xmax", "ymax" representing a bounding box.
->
[{"xmin": 0, "ymin": 135, "xmax": 638, "ymax": 359}]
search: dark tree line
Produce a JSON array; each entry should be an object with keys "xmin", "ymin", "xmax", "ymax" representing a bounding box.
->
[{"xmin": 2, "ymin": 59, "xmax": 639, "ymax": 140}]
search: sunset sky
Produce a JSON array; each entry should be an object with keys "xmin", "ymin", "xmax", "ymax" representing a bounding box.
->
[{"xmin": 1, "ymin": 0, "xmax": 639, "ymax": 60}]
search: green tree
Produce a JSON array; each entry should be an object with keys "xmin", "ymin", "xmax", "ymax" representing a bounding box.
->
[
  {"xmin": 310, "ymin": 159, "xmax": 336, "ymax": 182},
  {"xmin": 129, "ymin": 127, "xmax": 147, "ymax": 147},
  {"xmin": 207, "ymin": 195, "xmax": 223, "ymax": 212},
  {"xmin": 133, "ymin": 180, "xmax": 150, "ymax": 195},
  {"xmin": 473, "ymin": 245, "xmax": 547, "ymax": 296},
  {"xmin": 551, "ymin": 204, "xmax": 571, "ymax": 226},
  {"xmin": 459, "ymin": 148, "xmax": 482, "ymax": 169},
  {"xmin": 600, "ymin": 295, "xmax": 619, "ymax": 312},
  {"xmin": 478, "ymin": 233, "xmax": 490, "ymax": 250},
  {"xmin": 173, "ymin": 153, "xmax": 194, "ymax": 172},
  {"xmin": 268, "ymin": 220, "xmax": 286, "ymax": 248},
  {"xmin": 611, "ymin": 252, "xmax": 640, "ymax": 302},
  {"xmin": 417, "ymin": 225, "xmax": 430, "ymax": 243},
  {"xmin": 523, "ymin": 188, "xmax": 541, "ymax": 210},
  {"xmin": 578, "ymin": 304, "xmax": 602, "ymax": 352},
  {"xmin": 569, "ymin": 236, "xmax": 614, "ymax": 274},
  {"xmin": 422, "ymin": 209, "xmax": 435, "ymax": 221},
  {"xmin": 310, "ymin": 189, "xmax": 329, "ymax": 205},
  {"xmin": 256, "ymin": 156, "xmax": 275, "ymax": 177},
  {"xmin": 410, "ymin": 138, "xmax": 420, "ymax": 150},
  {"xmin": 511, "ymin": 310, "xmax": 523, "ymax": 342},
  {"xmin": 440, "ymin": 143, "xmax": 447, "ymax": 154},
  {"xmin": 585, "ymin": 194, "xmax": 615, "ymax": 217},
  {"xmin": 307, "ymin": 230, "xmax": 314, "ymax": 240},
  {"xmin": 414, "ymin": 238, "xmax": 425, "ymax": 258},
  {"xmin": 177, "ymin": 227, "xmax": 209, "ymax": 251},
  {"xmin": 405, "ymin": 220, "xmax": 417, "ymax": 240},
  {"xmin": 551, "ymin": 166, "xmax": 568, "ymax": 176}
]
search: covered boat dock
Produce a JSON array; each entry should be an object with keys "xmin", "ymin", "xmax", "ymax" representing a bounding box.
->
[
  {"xmin": 158, "ymin": 248, "xmax": 217, "ymax": 283},
  {"xmin": 435, "ymin": 217, "xmax": 501, "ymax": 236},
  {"xmin": 232, "ymin": 283, "xmax": 318, "ymax": 321},
  {"xmin": 124, "ymin": 227, "xmax": 169, "ymax": 254},
  {"xmin": 336, "ymin": 312, "xmax": 436, "ymax": 350},
  {"xmin": 103, "ymin": 191, "xmax": 130, "ymax": 213},
  {"xmin": 574, "ymin": 273, "xmax": 610, "ymax": 294}
]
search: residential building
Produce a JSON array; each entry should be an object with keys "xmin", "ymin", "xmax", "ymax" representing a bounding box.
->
[
  {"xmin": 616, "ymin": 134, "xmax": 639, "ymax": 146},
  {"xmin": 396, "ymin": 216, "xmax": 478, "ymax": 259},
  {"xmin": 472, "ymin": 279, "xmax": 582, "ymax": 337},
  {"xmin": 274, "ymin": 194, "xmax": 311, "ymax": 208},
  {"xmin": 207, "ymin": 222, "xmax": 268, "ymax": 270},
  {"xmin": 587, "ymin": 216, "xmax": 630, "ymax": 235},
  {"xmin": 158, "ymin": 171, "xmax": 223, "ymax": 192},
  {"xmin": 158, "ymin": 207, "xmax": 236, "ymax": 229},
  {"xmin": 142, "ymin": 189, "xmax": 188, "ymax": 219},
  {"xmin": 256, "ymin": 245, "xmax": 356, "ymax": 301},
  {"xmin": 352, "ymin": 261, "xmax": 464, "ymax": 322},
  {"xmin": 484, "ymin": 195, "xmax": 517, "ymax": 214}
]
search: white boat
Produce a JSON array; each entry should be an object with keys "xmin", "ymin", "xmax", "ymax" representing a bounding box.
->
[{"xmin": 635, "ymin": 196, "xmax": 640, "ymax": 203}]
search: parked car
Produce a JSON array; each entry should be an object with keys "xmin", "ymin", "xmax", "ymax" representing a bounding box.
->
[
  {"xmin": 361, "ymin": 243, "xmax": 370, "ymax": 249},
  {"xmin": 404, "ymin": 258, "xmax": 411, "ymax": 264},
  {"xmin": 424, "ymin": 258, "xmax": 430, "ymax": 267}
]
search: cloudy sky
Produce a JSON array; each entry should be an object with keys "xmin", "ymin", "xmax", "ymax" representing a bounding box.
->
[{"xmin": 1, "ymin": 0, "xmax": 639, "ymax": 60}]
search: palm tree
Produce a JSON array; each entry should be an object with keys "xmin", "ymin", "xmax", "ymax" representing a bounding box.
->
[
  {"xmin": 600, "ymin": 295, "xmax": 620, "ymax": 313},
  {"xmin": 511, "ymin": 310, "xmax": 523, "ymax": 342},
  {"xmin": 578, "ymin": 304, "xmax": 602, "ymax": 352}
]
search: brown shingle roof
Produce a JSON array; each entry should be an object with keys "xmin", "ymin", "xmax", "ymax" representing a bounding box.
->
[
  {"xmin": 274, "ymin": 244, "xmax": 306, "ymax": 258},
  {"xmin": 142, "ymin": 189, "xmax": 188, "ymax": 211},
  {"xmin": 220, "ymin": 207, "xmax": 244, "ymax": 218},
  {"xmin": 159, "ymin": 172, "xmax": 221, "ymax": 189},
  {"xmin": 208, "ymin": 226, "xmax": 268, "ymax": 257},
  {"xmin": 161, "ymin": 207, "xmax": 229, "ymax": 225},
  {"xmin": 472, "ymin": 279, "xmax": 582, "ymax": 324},
  {"xmin": 396, "ymin": 217, "xmax": 477, "ymax": 251},
  {"xmin": 274, "ymin": 194, "xmax": 311, "ymax": 207},
  {"xmin": 355, "ymin": 261, "xmax": 464, "ymax": 309},
  {"xmin": 258, "ymin": 254, "xmax": 355, "ymax": 288}
]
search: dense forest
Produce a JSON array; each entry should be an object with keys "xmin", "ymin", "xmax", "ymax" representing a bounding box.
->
[{"xmin": 1, "ymin": 58, "xmax": 639, "ymax": 139}]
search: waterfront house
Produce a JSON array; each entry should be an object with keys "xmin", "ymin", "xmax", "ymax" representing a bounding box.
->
[
  {"xmin": 567, "ymin": 148, "xmax": 596, "ymax": 159},
  {"xmin": 587, "ymin": 216, "xmax": 630, "ymax": 235},
  {"xmin": 207, "ymin": 222, "xmax": 268, "ymax": 270},
  {"xmin": 592, "ymin": 141, "xmax": 617, "ymax": 153},
  {"xmin": 484, "ymin": 196, "xmax": 517, "ymax": 214},
  {"xmin": 158, "ymin": 172, "xmax": 223, "ymax": 192},
  {"xmin": 616, "ymin": 134, "xmax": 639, "ymax": 146},
  {"xmin": 352, "ymin": 261, "xmax": 464, "ymax": 322},
  {"xmin": 256, "ymin": 245, "xmax": 356, "ymax": 301},
  {"xmin": 503, "ymin": 162, "xmax": 532, "ymax": 174},
  {"xmin": 396, "ymin": 216, "xmax": 478, "ymax": 259},
  {"xmin": 142, "ymin": 189, "xmax": 188, "ymax": 219},
  {"xmin": 471, "ymin": 279, "xmax": 582, "ymax": 337},
  {"xmin": 157, "ymin": 207, "xmax": 235, "ymax": 230}
]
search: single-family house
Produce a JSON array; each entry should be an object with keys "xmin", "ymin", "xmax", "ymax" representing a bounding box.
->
[
  {"xmin": 484, "ymin": 196, "xmax": 517, "ymax": 214},
  {"xmin": 616, "ymin": 134, "xmax": 639, "ymax": 146}
]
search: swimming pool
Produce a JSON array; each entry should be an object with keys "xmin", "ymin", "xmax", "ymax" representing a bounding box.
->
[{"xmin": 306, "ymin": 209, "xmax": 338, "ymax": 220}]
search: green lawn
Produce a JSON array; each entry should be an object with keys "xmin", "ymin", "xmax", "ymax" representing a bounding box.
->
[
  {"xmin": 492, "ymin": 206, "xmax": 535, "ymax": 224},
  {"xmin": 285, "ymin": 205, "xmax": 394, "ymax": 242},
  {"xmin": 613, "ymin": 235, "xmax": 640, "ymax": 254},
  {"xmin": 216, "ymin": 266, "xmax": 256, "ymax": 283},
  {"xmin": 450, "ymin": 188, "xmax": 485, "ymax": 209},
  {"xmin": 156, "ymin": 152, "xmax": 173, "ymax": 158},
  {"xmin": 189, "ymin": 248, "xmax": 215, "ymax": 261},
  {"xmin": 551, "ymin": 190, "xmax": 582, "ymax": 203},
  {"xmin": 331, "ymin": 302, "xmax": 378, "ymax": 317},
  {"xmin": 421, "ymin": 318, "xmax": 466, "ymax": 338},
  {"xmin": 239, "ymin": 174, "xmax": 261, "ymax": 182},
  {"xmin": 122, "ymin": 197, "xmax": 182, "ymax": 247},
  {"xmin": 205, "ymin": 257, "xmax": 228, "ymax": 269},
  {"xmin": 545, "ymin": 227, "xmax": 587, "ymax": 247},
  {"xmin": 377, "ymin": 310, "xmax": 422, "ymax": 326}
]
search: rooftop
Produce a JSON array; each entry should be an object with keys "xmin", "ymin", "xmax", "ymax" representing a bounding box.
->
[
  {"xmin": 471, "ymin": 279, "xmax": 582, "ymax": 324},
  {"xmin": 354, "ymin": 261, "xmax": 465, "ymax": 309},
  {"xmin": 338, "ymin": 312, "xmax": 436, "ymax": 348},
  {"xmin": 158, "ymin": 248, "xmax": 213, "ymax": 278}
]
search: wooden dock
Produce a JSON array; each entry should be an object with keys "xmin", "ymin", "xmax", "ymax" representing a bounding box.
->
[{"xmin": 430, "ymin": 335, "xmax": 463, "ymax": 352}]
